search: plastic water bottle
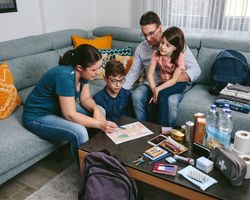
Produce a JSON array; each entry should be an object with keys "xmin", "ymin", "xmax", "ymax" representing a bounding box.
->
[
  {"xmin": 205, "ymin": 104, "xmax": 220, "ymax": 149},
  {"xmin": 219, "ymin": 105, "xmax": 233, "ymax": 149}
]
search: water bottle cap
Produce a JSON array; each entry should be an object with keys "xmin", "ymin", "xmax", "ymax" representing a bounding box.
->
[
  {"xmin": 211, "ymin": 104, "xmax": 216, "ymax": 109},
  {"xmin": 225, "ymin": 109, "xmax": 232, "ymax": 114}
]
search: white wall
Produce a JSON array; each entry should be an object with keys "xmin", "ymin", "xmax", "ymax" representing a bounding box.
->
[
  {"xmin": 0, "ymin": 0, "xmax": 42, "ymax": 42},
  {"xmin": 0, "ymin": 0, "xmax": 137, "ymax": 42},
  {"xmin": 96, "ymin": 0, "xmax": 140, "ymax": 28},
  {"xmin": 41, "ymin": 0, "xmax": 96, "ymax": 33}
]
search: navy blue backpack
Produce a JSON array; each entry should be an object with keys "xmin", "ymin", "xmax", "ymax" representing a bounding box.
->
[{"xmin": 209, "ymin": 50, "xmax": 249, "ymax": 95}]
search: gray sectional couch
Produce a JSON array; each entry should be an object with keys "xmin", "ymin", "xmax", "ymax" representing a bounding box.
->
[{"xmin": 0, "ymin": 26, "xmax": 250, "ymax": 185}]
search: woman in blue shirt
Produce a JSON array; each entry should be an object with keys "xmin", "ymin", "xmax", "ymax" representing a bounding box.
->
[{"xmin": 22, "ymin": 44, "xmax": 117, "ymax": 164}]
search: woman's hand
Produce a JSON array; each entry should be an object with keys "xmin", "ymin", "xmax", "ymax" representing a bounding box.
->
[{"xmin": 99, "ymin": 120, "xmax": 118, "ymax": 134}]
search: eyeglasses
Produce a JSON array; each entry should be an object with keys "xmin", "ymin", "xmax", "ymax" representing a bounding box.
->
[
  {"xmin": 140, "ymin": 26, "xmax": 159, "ymax": 38},
  {"xmin": 109, "ymin": 78, "xmax": 126, "ymax": 84}
]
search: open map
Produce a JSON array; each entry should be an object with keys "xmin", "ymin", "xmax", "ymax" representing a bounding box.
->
[{"xmin": 107, "ymin": 121, "xmax": 154, "ymax": 144}]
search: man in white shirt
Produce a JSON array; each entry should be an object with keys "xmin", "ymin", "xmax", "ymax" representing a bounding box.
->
[{"xmin": 123, "ymin": 11, "xmax": 201, "ymax": 126}]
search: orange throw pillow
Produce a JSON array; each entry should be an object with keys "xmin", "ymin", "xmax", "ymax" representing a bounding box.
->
[
  {"xmin": 72, "ymin": 35, "xmax": 112, "ymax": 49},
  {"xmin": 0, "ymin": 62, "xmax": 21, "ymax": 119}
]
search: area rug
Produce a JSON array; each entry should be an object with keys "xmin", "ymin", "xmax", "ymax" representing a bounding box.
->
[{"xmin": 25, "ymin": 164, "xmax": 80, "ymax": 200}]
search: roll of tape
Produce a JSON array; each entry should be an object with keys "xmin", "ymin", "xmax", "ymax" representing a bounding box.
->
[
  {"xmin": 233, "ymin": 130, "xmax": 250, "ymax": 153},
  {"xmin": 238, "ymin": 154, "xmax": 250, "ymax": 179}
]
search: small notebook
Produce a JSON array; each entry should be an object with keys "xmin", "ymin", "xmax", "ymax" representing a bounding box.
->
[{"xmin": 143, "ymin": 146, "xmax": 168, "ymax": 161}]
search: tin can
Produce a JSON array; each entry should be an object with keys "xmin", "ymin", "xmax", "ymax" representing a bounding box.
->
[
  {"xmin": 171, "ymin": 129, "xmax": 185, "ymax": 143},
  {"xmin": 185, "ymin": 121, "xmax": 195, "ymax": 143},
  {"xmin": 193, "ymin": 112, "xmax": 205, "ymax": 125},
  {"xmin": 185, "ymin": 121, "xmax": 195, "ymax": 156},
  {"xmin": 194, "ymin": 118, "xmax": 206, "ymax": 144}
]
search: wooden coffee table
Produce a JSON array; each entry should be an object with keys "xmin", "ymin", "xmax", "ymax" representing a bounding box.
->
[{"xmin": 78, "ymin": 117, "xmax": 250, "ymax": 200}]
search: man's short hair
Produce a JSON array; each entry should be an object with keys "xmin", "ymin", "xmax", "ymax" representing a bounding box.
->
[
  {"xmin": 140, "ymin": 11, "xmax": 161, "ymax": 26},
  {"xmin": 105, "ymin": 59, "xmax": 126, "ymax": 77}
]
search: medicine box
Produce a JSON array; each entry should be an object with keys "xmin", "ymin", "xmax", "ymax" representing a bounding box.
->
[{"xmin": 196, "ymin": 156, "xmax": 214, "ymax": 173}]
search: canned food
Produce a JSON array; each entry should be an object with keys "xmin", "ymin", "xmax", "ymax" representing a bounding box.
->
[{"xmin": 171, "ymin": 129, "xmax": 185, "ymax": 143}]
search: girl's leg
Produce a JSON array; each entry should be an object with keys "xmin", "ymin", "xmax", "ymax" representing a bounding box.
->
[
  {"xmin": 23, "ymin": 115, "xmax": 89, "ymax": 165},
  {"xmin": 158, "ymin": 83, "xmax": 187, "ymax": 126}
]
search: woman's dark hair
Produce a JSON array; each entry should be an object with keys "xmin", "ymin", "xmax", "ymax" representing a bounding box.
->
[
  {"xmin": 161, "ymin": 26, "xmax": 185, "ymax": 66},
  {"xmin": 105, "ymin": 60, "xmax": 126, "ymax": 77},
  {"xmin": 140, "ymin": 11, "xmax": 161, "ymax": 26},
  {"xmin": 59, "ymin": 44, "xmax": 102, "ymax": 68}
]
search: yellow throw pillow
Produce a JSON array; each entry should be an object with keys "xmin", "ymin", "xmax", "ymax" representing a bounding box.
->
[
  {"xmin": 115, "ymin": 54, "xmax": 133, "ymax": 75},
  {"xmin": 72, "ymin": 35, "xmax": 112, "ymax": 49},
  {"xmin": 0, "ymin": 62, "xmax": 21, "ymax": 119}
]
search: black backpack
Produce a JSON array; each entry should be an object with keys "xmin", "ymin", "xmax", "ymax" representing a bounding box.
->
[
  {"xmin": 209, "ymin": 50, "xmax": 249, "ymax": 95},
  {"xmin": 78, "ymin": 151, "xmax": 139, "ymax": 200}
]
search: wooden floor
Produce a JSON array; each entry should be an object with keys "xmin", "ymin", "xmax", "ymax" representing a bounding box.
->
[{"xmin": 0, "ymin": 144, "xmax": 73, "ymax": 200}]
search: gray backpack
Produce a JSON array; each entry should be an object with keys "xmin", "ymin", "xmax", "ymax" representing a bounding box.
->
[{"xmin": 79, "ymin": 151, "xmax": 138, "ymax": 200}]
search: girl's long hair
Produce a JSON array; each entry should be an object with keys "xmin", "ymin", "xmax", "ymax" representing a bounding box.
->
[{"xmin": 161, "ymin": 26, "xmax": 185, "ymax": 66}]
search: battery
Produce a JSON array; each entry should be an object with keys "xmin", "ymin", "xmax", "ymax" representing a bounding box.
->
[
  {"xmin": 174, "ymin": 155, "xmax": 195, "ymax": 165},
  {"xmin": 185, "ymin": 121, "xmax": 195, "ymax": 156}
]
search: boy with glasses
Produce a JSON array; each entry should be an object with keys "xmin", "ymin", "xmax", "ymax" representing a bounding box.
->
[
  {"xmin": 93, "ymin": 60, "xmax": 132, "ymax": 122},
  {"xmin": 123, "ymin": 11, "xmax": 201, "ymax": 127}
]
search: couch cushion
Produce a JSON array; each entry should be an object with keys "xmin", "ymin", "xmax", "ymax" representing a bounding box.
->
[
  {"xmin": 178, "ymin": 84, "xmax": 217, "ymax": 123},
  {"xmin": 185, "ymin": 34, "xmax": 201, "ymax": 49},
  {"xmin": 18, "ymin": 86, "xmax": 34, "ymax": 104},
  {"xmin": 8, "ymin": 51, "xmax": 59, "ymax": 91},
  {"xmin": 0, "ymin": 63, "xmax": 21, "ymax": 119},
  {"xmin": 47, "ymin": 29, "xmax": 90, "ymax": 50},
  {"xmin": 0, "ymin": 35, "xmax": 52, "ymax": 61},
  {"xmin": 0, "ymin": 106, "xmax": 57, "ymax": 177},
  {"xmin": 56, "ymin": 46, "xmax": 74, "ymax": 57},
  {"xmin": 89, "ymin": 80, "xmax": 106, "ymax": 96},
  {"xmin": 93, "ymin": 26, "xmax": 143, "ymax": 43},
  {"xmin": 202, "ymin": 35, "xmax": 250, "ymax": 52}
]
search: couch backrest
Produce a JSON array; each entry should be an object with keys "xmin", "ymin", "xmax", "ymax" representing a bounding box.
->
[
  {"xmin": 0, "ymin": 29, "xmax": 89, "ymax": 92},
  {"xmin": 195, "ymin": 35, "xmax": 250, "ymax": 85}
]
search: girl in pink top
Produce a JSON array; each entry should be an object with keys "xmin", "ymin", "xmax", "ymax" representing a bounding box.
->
[{"xmin": 147, "ymin": 26, "xmax": 187, "ymax": 126}]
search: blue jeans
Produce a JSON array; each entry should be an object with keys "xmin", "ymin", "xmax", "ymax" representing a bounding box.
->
[
  {"xmin": 131, "ymin": 83, "xmax": 184, "ymax": 126},
  {"xmin": 23, "ymin": 104, "xmax": 105, "ymax": 164},
  {"xmin": 131, "ymin": 84, "xmax": 150, "ymax": 121},
  {"xmin": 158, "ymin": 83, "xmax": 186, "ymax": 126}
]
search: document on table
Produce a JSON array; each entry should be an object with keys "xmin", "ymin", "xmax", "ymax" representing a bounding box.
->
[{"xmin": 107, "ymin": 121, "xmax": 154, "ymax": 144}]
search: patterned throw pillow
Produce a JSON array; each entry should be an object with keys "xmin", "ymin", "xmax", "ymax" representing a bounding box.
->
[
  {"xmin": 0, "ymin": 62, "xmax": 21, "ymax": 119},
  {"xmin": 72, "ymin": 35, "xmax": 112, "ymax": 49},
  {"xmin": 98, "ymin": 46, "xmax": 132, "ymax": 58},
  {"xmin": 95, "ymin": 46, "xmax": 133, "ymax": 80}
]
